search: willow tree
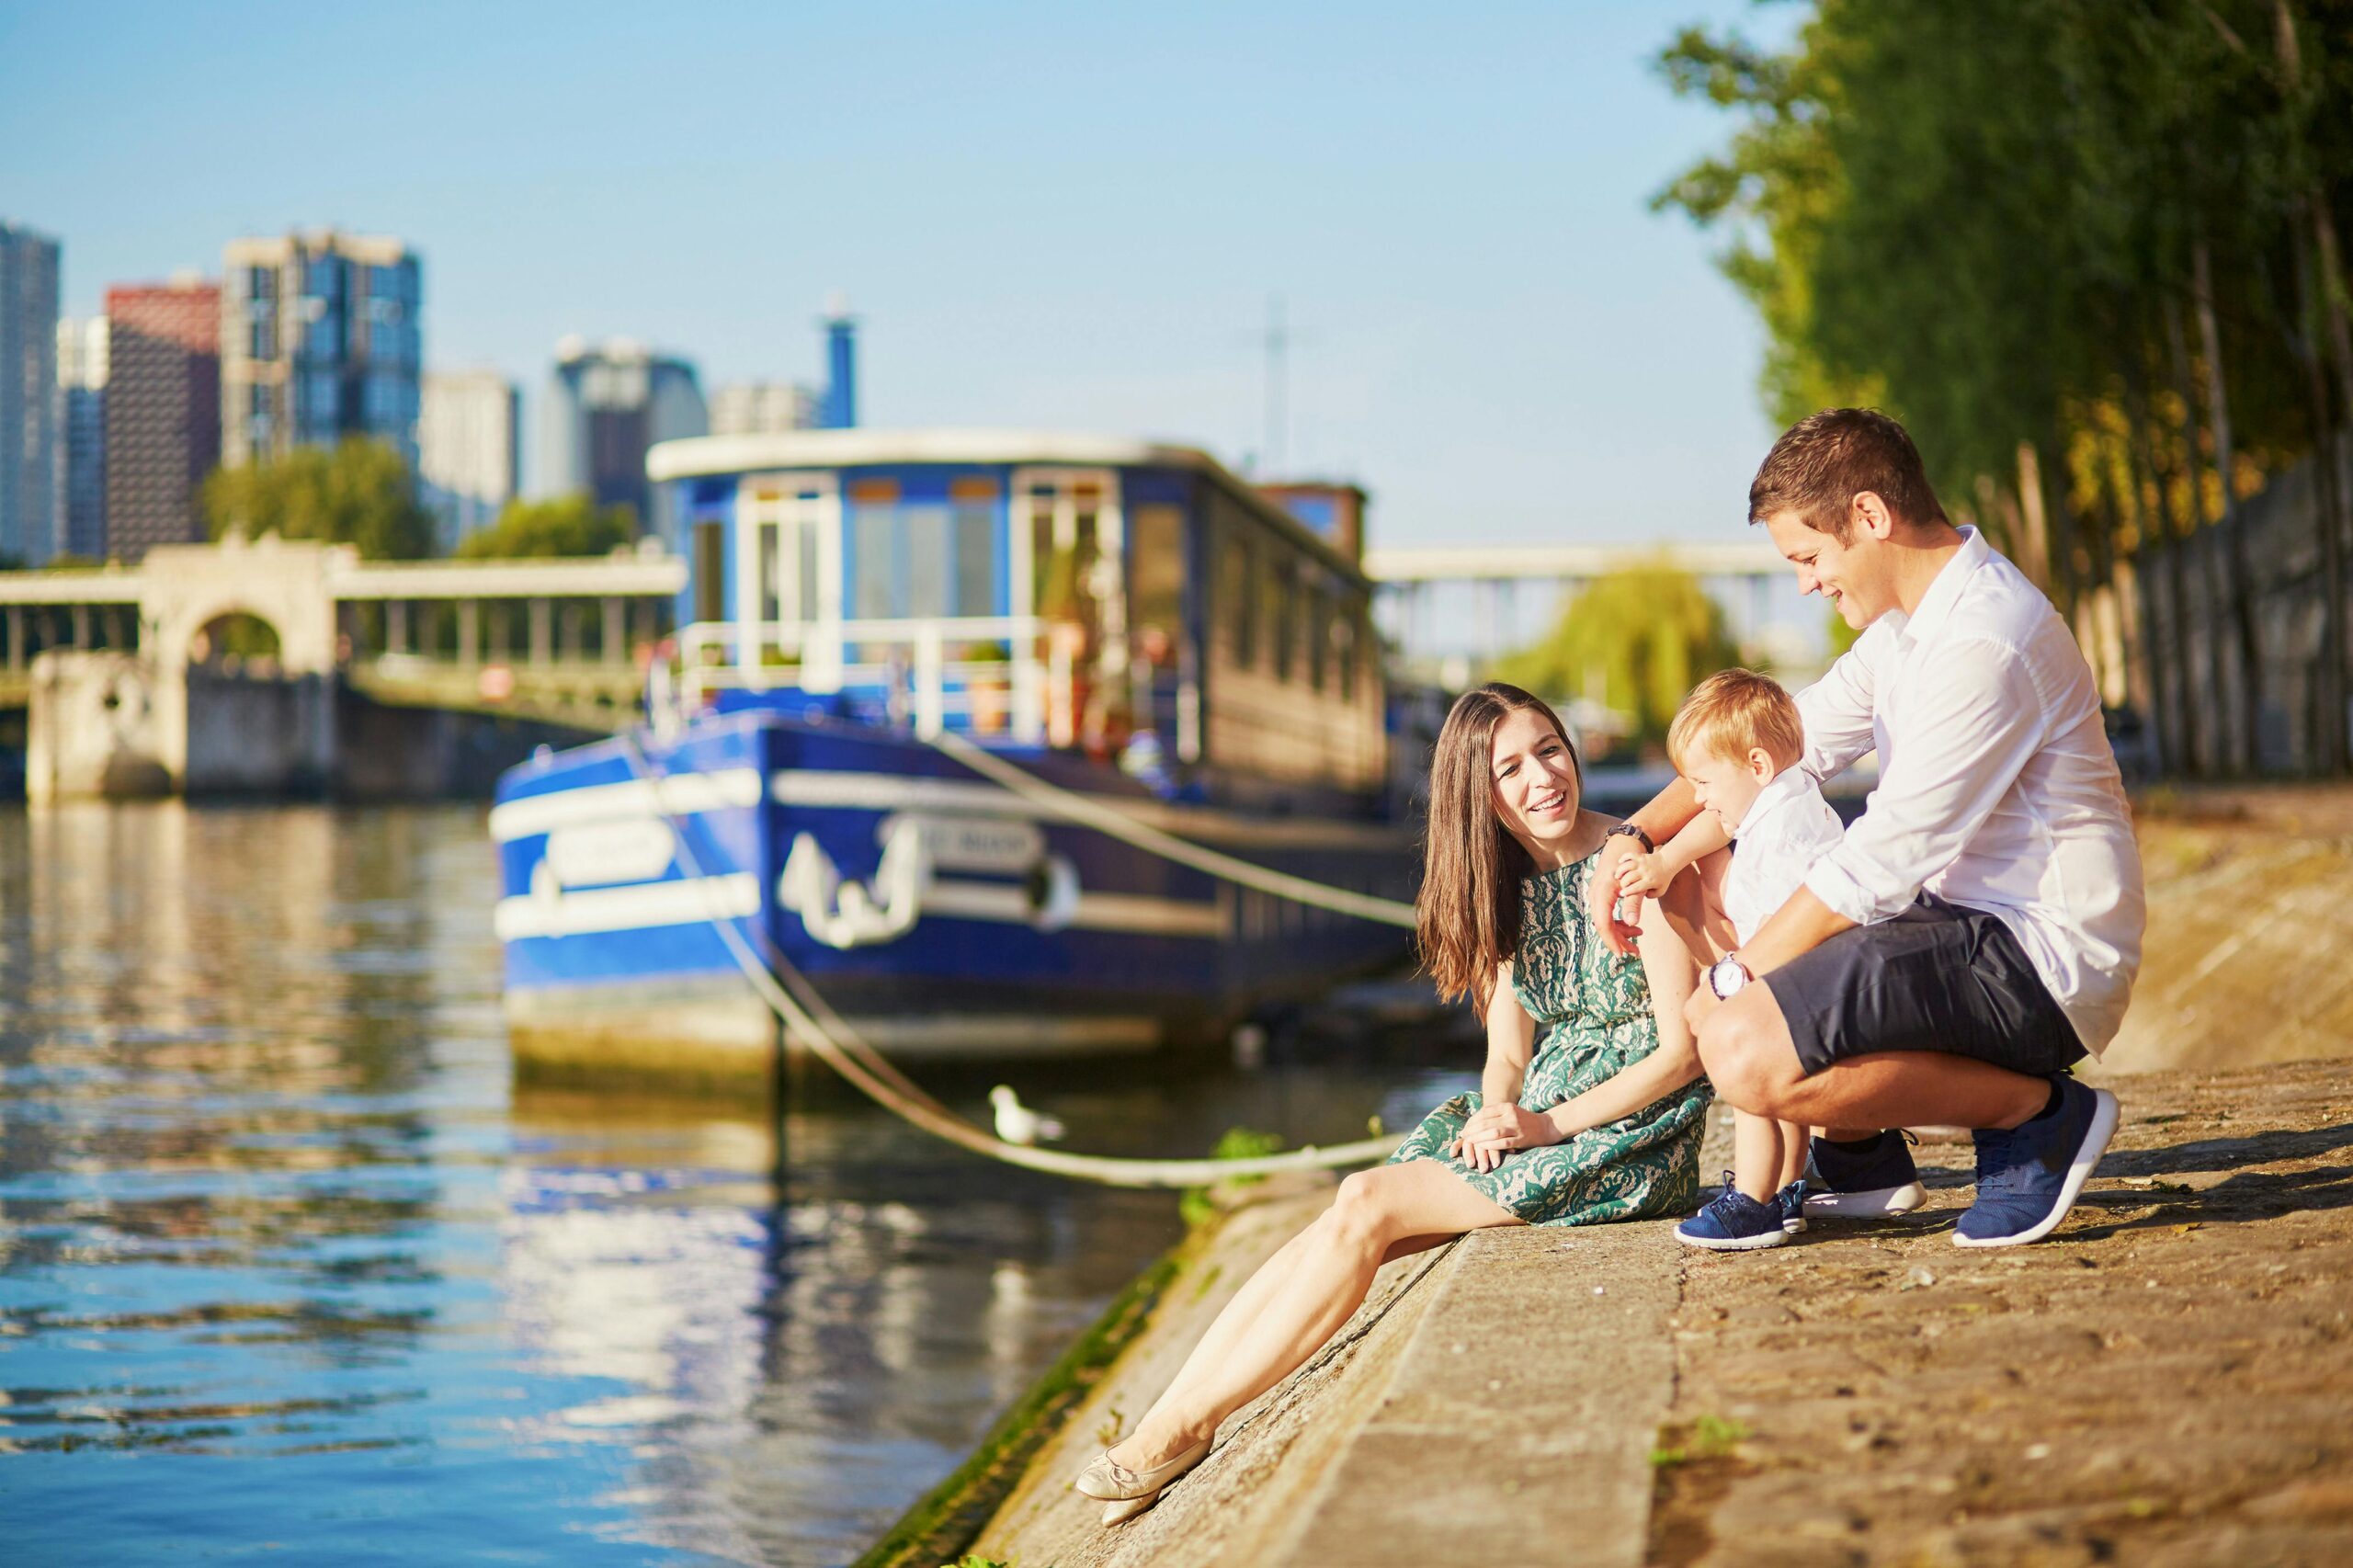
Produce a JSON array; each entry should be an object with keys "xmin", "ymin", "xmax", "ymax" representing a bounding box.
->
[{"xmin": 1495, "ymin": 563, "xmax": 1744, "ymax": 753}]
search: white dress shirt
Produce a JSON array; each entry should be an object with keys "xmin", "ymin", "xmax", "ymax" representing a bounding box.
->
[
  {"xmin": 1722, "ymin": 767, "xmax": 1846, "ymax": 947},
  {"xmin": 1794, "ymin": 527, "xmax": 2146, "ymax": 1054}
]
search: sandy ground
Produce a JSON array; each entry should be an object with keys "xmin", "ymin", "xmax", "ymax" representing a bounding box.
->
[{"xmin": 1656, "ymin": 1060, "xmax": 2353, "ymax": 1567}]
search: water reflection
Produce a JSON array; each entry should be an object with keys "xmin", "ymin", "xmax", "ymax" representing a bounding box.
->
[{"xmin": 0, "ymin": 802, "xmax": 1472, "ymax": 1564}]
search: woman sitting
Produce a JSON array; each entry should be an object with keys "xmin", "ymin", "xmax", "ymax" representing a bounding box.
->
[{"xmin": 1076, "ymin": 682, "xmax": 1714, "ymax": 1523}]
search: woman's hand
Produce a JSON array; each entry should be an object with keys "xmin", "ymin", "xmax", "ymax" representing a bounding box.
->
[
  {"xmin": 1448, "ymin": 1102, "xmax": 1559, "ymax": 1172},
  {"xmin": 1589, "ymin": 834, "xmax": 1646, "ymax": 956}
]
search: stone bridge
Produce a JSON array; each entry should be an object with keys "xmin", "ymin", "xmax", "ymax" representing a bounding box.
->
[{"xmin": 1, "ymin": 535, "xmax": 685, "ymax": 801}]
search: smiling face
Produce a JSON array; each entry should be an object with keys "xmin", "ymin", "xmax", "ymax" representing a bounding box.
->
[
  {"xmin": 1680, "ymin": 743, "xmax": 1775, "ymax": 835},
  {"xmin": 1764, "ymin": 501, "xmax": 1899, "ymax": 631},
  {"xmin": 1488, "ymin": 707, "xmax": 1581, "ymax": 859}
]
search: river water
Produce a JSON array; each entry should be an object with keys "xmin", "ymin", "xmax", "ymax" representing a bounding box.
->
[{"xmin": 0, "ymin": 804, "xmax": 1470, "ymax": 1566}]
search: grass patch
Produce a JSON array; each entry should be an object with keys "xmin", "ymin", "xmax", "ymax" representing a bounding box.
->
[
  {"xmin": 1649, "ymin": 1414, "xmax": 1751, "ymax": 1469},
  {"xmin": 1647, "ymin": 1415, "xmax": 1759, "ymax": 1567},
  {"xmin": 1178, "ymin": 1126, "xmax": 1286, "ymax": 1228}
]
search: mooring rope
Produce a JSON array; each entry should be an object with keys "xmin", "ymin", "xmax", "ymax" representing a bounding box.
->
[
  {"xmin": 610, "ymin": 730, "xmax": 1404, "ymax": 1188},
  {"xmin": 924, "ymin": 730, "xmax": 1420, "ymax": 929}
]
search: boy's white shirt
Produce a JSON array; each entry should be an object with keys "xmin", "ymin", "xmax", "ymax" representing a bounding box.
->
[{"xmin": 1722, "ymin": 767, "xmax": 1847, "ymax": 948}]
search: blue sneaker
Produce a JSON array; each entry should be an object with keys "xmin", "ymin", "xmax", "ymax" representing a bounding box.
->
[
  {"xmin": 1953, "ymin": 1076, "xmax": 2120, "ymax": 1248},
  {"xmin": 1803, "ymin": 1130, "xmax": 1927, "ymax": 1219},
  {"xmin": 1774, "ymin": 1178, "xmax": 1809, "ymax": 1235},
  {"xmin": 1676, "ymin": 1171, "xmax": 1790, "ymax": 1251}
]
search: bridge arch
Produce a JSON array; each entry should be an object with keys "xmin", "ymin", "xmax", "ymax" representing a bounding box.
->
[{"xmin": 139, "ymin": 538, "xmax": 342, "ymax": 677}]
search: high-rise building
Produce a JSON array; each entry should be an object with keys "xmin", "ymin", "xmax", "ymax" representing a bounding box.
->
[
  {"xmin": 55, "ymin": 316, "xmax": 108, "ymax": 560},
  {"xmin": 105, "ymin": 278, "xmax": 222, "ymax": 562},
  {"xmin": 420, "ymin": 369, "xmax": 518, "ymax": 551},
  {"xmin": 1, "ymin": 221, "xmax": 62, "ymax": 565},
  {"xmin": 220, "ymin": 230, "xmax": 421, "ymax": 472},
  {"xmin": 710, "ymin": 380, "xmax": 817, "ymax": 437},
  {"xmin": 540, "ymin": 337, "xmax": 706, "ymax": 535}
]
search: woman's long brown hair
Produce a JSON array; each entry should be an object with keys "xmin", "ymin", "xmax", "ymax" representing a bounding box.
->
[{"xmin": 1415, "ymin": 682, "xmax": 1581, "ymax": 1014}]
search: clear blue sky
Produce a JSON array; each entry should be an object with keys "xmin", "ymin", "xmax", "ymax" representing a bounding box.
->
[{"xmin": 2, "ymin": 0, "xmax": 1801, "ymax": 549}]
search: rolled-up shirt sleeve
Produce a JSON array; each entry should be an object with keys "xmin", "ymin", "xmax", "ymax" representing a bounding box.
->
[
  {"xmin": 1795, "ymin": 638, "xmax": 1881, "ymax": 783},
  {"xmin": 1803, "ymin": 636, "xmax": 2044, "ymax": 926}
]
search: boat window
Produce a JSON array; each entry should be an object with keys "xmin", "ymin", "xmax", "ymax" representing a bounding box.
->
[
  {"xmin": 1270, "ymin": 558, "xmax": 1296, "ymax": 683},
  {"xmin": 952, "ymin": 483, "xmax": 998, "ymax": 617},
  {"xmin": 1336, "ymin": 604, "xmax": 1360, "ymax": 700},
  {"xmin": 1306, "ymin": 582, "xmax": 1328, "ymax": 692},
  {"xmin": 851, "ymin": 499, "xmax": 895, "ymax": 619},
  {"xmin": 758, "ymin": 523, "xmax": 781, "ymax": 622},
  {"xmin": 905, "ymin": 504, "xmax": 950, "ymax": 619},
  {"xmin": 1131, "ymin": 505, "xmax": 1186, "ymax": 664},
  {"xmin": 1220, "ymin": 525, "xmax": 1256, "ymax": 667}
]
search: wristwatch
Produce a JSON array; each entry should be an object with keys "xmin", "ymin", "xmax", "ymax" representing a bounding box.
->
[
  {"xmin": 1708, "ymin": 954, "xmax": 1751, "ymax": 1000},
  {"xmin": 1605, "ymin": 823, "xmax": 1654, "ymax": 854}
]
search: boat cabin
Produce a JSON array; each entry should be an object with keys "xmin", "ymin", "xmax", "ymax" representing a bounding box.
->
[{"xmin": 644, "ymin": 431, "xmax": 1388, "ymax": 801}]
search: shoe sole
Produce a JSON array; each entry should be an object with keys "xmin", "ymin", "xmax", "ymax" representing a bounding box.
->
[
  {"xmin": 1951, "ymin": 1087, "xmax": 2119, "ymax": 1249},
  {"xmin": 1802, "ymin": 1181, "xmax": 1927, "ymax": 1218},
  {"xmin": 1675, "ymin": 1224, "xmax": 1791, "ymax": 1252}
]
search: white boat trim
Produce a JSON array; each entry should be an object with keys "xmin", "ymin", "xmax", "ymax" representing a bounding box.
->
[
  {"xmin": 494, "ymin": 869, "xmax": 1221, "ymax": 943},
  {"xmin": 489, "ymin": 768, "xmax": 767, "ymax": 841},
  {"xmin": 488, "ymin": 763, "xmax": 1404, "ymax": 854},
  {"xmin": 494, "ymin": 872, "xmax": 761, "ymax": 941},
  {"xmin": 767, "ymin": 770, "xmax": 1404, "ymax": 850}
]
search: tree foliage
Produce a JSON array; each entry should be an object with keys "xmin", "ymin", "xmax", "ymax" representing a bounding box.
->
[
  {"xmin": 455, "ymin": 494, "xmax": 636, "ymax": 560},
  {"xmin": 1656, "ymin": 0, "xmax": 2353, "ymax": 775},
  {"xmin": 202, "ymin": 439, "xmax": 437, "ymax": 560},
  {"xmin": 1495, "ymin": 562, "xmax": 1744, "ymax": 751}
]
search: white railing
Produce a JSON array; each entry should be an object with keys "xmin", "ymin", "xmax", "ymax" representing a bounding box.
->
[{"xmin": 673, "ymin": 616, "xmax": 1055, "ymax": 742}]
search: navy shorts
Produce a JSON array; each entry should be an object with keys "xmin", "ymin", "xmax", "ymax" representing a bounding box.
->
[{"xmin": 1761, "ymin": 893, "xmax": 2085, "ymax": 1078}]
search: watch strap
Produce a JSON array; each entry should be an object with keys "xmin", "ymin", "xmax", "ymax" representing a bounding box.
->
[{"xmin": 1605, "ymin": 822, "xmax": 1654, "ymax": 854}]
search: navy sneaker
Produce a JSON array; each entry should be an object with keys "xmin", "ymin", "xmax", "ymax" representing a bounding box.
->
[
  {"xmin": 1676, "ymin": 1171, "xmax": 1790, "ymax": 1252},
  {"xmin": 1803, "ymin": 1130, "xmax": 1927, "ymax": 1219},
  {"xmin": 1774, "ymin": 1178, "xmax": 1809, "ymax": 1235},
  {"xmin": 1953, "ymin": 1076, "xmax": 2120, "ymax": 1248}
]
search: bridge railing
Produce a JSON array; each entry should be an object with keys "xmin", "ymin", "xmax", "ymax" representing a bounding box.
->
[{"xmin": 673, "ymin": 616, "xmax": 1055, "ymax": 742}]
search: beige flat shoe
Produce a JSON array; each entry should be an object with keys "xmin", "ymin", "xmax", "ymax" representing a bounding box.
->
[
  {"xmin": 1101, "ymin": 1491, "xmax": 1160, "ymax": 1526},
  {"xmin": 1074, "ymin": 1435, "xmax": 1211, "ymax": 1501}
]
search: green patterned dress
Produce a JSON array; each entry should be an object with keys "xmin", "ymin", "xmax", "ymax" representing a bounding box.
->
[{"xmin": 1390, "ymin": 848, "xmax": 1711, "ymax": 1225}]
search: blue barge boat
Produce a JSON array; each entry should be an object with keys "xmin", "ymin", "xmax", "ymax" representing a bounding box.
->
[{"xmin": 493, "ymin": 431, "xmax": 1419, "ymax": 1064}]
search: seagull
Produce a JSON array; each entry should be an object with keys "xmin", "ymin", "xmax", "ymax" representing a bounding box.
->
[{"xmin": 989, "ymin": 1085, "xmax": 1065, "ymax": 1146}]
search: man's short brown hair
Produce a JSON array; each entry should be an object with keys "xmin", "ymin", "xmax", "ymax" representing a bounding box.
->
[
  {"xmin": 1666, "ymin": 667, "xmax": 1805, "ymax": 775},
  {"xmin": 1748, "ymin": 407, "xmax": 1948, "ymax": 541}
]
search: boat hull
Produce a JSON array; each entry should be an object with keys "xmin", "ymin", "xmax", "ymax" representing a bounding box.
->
[{"xmin": 492, "ymin": 711, "xmax": 1416, "ymax": 1070}]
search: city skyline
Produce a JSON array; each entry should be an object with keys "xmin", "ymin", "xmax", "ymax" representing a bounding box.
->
[{"xmin": 1, "ymin": 2, "xmax": 1802, "ymax": 551}]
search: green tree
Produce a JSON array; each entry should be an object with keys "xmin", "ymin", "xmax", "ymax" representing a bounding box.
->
[
  {"xmin": 202, "ymin": 438, "xmax": 437, "ymax": 559},
  {"xmin": 1654, "ymin": 0, "xmax": 2353, "ymax": 778},
  {"xmin": 456, "ymin": 494, "xmax": 635, "ymax": 560},
  {"xmin": 1495, "ymin": 562, "xmax": 1743, "ymax": 753}
]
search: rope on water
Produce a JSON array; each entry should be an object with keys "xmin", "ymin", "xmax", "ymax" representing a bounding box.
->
[
  {"xmin": 925, "ymin": 729, "xmax": 1420, "ymax": 929},
  {"xmin": 611, "ymin": 729, "xmax": 1404, "ymax": 1188}
]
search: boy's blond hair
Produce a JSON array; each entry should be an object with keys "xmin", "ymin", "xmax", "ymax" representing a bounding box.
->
[{"xmin": 1666, "ymin": 668, "xmax": 1804, "ymax": 774}]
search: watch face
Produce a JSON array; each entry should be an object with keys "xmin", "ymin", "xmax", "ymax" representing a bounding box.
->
[{"xmin": 1710, "ymin": 958, "xmax": 1745, "ymax": 999}]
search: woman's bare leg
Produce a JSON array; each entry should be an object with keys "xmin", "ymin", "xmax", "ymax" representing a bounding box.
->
[
  {"xmin": 1107, "ymin": 1161, "xmax": 1517, "ymax": 1468},
  {"xmin": 1124, "ymin": 1220, "xmax": 1461, "ymax": 1449}
]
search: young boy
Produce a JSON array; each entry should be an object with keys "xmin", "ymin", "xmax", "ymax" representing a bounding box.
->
[{"xmin": 1616, "ymin": 668, "xmax": 1846, "ymax": 1251}]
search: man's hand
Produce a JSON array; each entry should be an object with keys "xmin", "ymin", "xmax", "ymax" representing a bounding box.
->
[
  {"xmin": 1589, "ymin": 835, "xmax": 1646, "ymax": 957},
  {"xmin": 1682, "ymin": 983, "xmax": 1720, "ymax": 1037}
]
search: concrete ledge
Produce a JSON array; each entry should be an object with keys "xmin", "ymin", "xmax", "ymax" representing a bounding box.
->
[{"xmin": 968, "ymin": 1196, "xmax": 1686, "ymax": 1568}]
